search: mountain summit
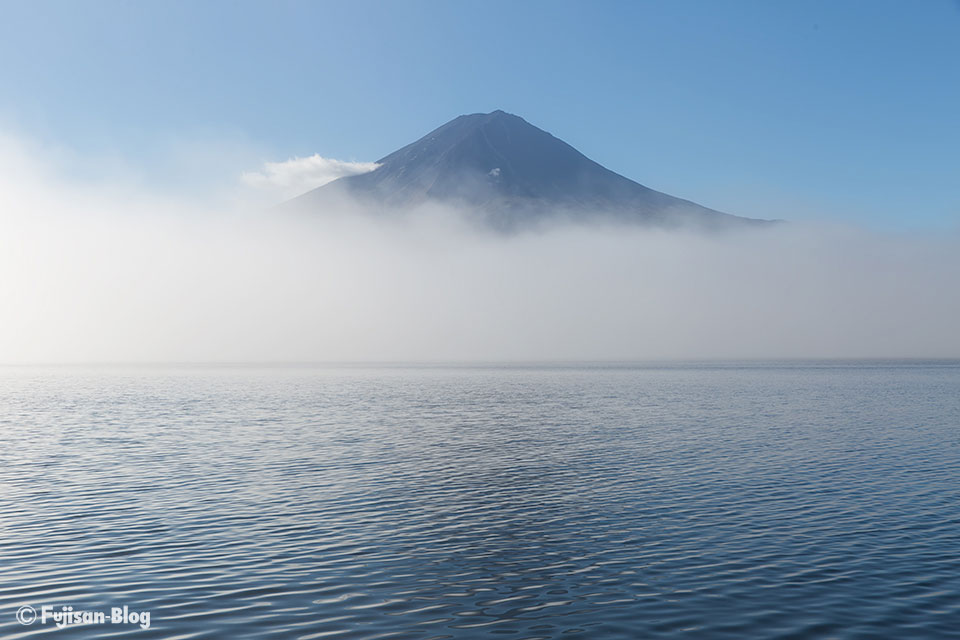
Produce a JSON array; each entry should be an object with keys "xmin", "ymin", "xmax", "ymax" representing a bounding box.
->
[{"xmin": 288, "ymin": 110, "xmax": 770, "ymax": 230}]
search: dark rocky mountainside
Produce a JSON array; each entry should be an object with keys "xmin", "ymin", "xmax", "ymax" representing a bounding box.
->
[{"xmin": 287, "ymin": 110, "xmax": 771, "ymax": 231}]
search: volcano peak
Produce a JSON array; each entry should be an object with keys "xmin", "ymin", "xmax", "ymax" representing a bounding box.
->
[{"xmin": 288, "ymin": 111, "xmax": 771, "ymax": 231}]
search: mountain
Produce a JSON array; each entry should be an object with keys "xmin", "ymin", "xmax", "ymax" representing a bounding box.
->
[{"xmin": 286, "ymin": 110, "xmax": 771, "ymax": 231}]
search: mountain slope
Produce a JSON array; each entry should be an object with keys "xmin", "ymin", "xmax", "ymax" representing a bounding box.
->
[{"xmin": 287, "ymin": 110, "xmax": 770, "ymax": 231}]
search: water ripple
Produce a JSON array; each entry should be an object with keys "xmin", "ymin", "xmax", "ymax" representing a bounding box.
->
[{"xmin": 0, "ymin": 362, "xmax": 959, "ymax": 638}]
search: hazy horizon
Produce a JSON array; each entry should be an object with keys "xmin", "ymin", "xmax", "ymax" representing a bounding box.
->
[{"xmin": 2, "ymin": 125, "xmax": 959, "ymax": 364}]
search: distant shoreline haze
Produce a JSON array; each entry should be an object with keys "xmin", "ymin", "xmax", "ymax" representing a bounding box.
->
[{"xmin": 0, "ymin": 113, "xmax": 957, "ymax": 364}]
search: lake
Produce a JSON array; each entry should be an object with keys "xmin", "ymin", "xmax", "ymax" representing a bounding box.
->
[{"xmin": 1, "ymin": 362, "xmax": 958, "ymax": 638}]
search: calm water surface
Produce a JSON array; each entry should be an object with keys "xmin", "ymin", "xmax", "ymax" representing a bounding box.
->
[{"xmin": 1, "ymin": 363, "xmax": 959, "ymax": 638}]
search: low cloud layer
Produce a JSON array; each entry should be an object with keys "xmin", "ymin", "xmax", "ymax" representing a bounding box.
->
[
  {"xmin": 241, "ymin": 154, "xmax": 379, "ymax": 200},
  {"xmin": 1, "ymin": 131, "xmax": 958, "ymax": 363}
]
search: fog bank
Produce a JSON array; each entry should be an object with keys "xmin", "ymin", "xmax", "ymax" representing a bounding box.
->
[{"xmin": 1, "ymin": 135, "xmax": 958, "ymax": 363}]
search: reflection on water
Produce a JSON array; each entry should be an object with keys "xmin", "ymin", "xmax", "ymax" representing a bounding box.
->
[{"xmin": 1, "ymin": 363, "xmax": 959, "ymax": 638}]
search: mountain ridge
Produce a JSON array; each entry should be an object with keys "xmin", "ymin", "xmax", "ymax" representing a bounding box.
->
[{"xmin": 287, "ymin": 110, "xmax": 773, "ymax": 231}]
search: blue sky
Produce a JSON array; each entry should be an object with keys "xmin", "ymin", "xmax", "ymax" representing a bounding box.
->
[{"xmin": 1, "ymin": 0, "xmax": 958, "ymax": 228}]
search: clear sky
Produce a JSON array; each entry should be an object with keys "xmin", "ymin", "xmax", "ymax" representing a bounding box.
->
[{"xmin": 1, "ymin": 0, "xmax": 958, "ymax": 228}]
